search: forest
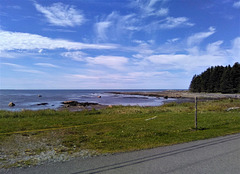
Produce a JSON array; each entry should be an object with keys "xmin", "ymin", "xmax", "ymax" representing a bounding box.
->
[{"xmin": 189, "ymin": 62, "xmax": 240, "ymax": 93}]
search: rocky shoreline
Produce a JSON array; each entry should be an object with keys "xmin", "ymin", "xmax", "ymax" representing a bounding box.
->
[
  {"xmin": 58, "ymin": 91, "xmax": 240, "ymax": 111},
  {"xmin": 111, "ymin": 90, "xmax": 240, "ymax": 100},
  {"xmin": 58, "ymin": 101, "xmax": 109, "ymax": 111}
]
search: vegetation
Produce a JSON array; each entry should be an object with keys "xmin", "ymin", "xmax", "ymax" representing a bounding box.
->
[
  {"xmin": 189, "ymin": 62, "xmax": 240, "ymax": 93},
  {"xmin": 1, "ymin": 99, "xmax": 240, "ymax": 168}
]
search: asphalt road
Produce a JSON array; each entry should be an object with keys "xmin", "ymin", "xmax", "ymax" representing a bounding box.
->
[{"xmin": 2, "ymin": 133, "xmax": 240, "ymax": 174}]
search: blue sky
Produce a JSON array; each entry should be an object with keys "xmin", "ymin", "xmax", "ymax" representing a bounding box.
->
[{"xmin": 0, "ymin": 0, "xmax": 239, "ymax": 89}]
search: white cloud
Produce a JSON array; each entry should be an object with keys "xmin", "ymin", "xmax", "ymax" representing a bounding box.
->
[
  {"xmin": 147, "ymin": 38, "xmax": 229, "ymax": 73},
  {"xmin": 206, "ymin": 40, "xmax": 224, "ymax": 55},
  {"xmin": 233, "ymin": 1, "xmax": 240, "ymax": 8},
  {"xmin": 132, "ymin": 0, "xmax": 169, "ymax": 17},
  {"xmin": 156, "ymin": 8, "xmax": 169, "ymax": 16},
  {"xmin": 71, "ymin": 74, "xmax": 99, "ymax": 80},
  {"xmin": 87, "ymin": 55, "xmax": 128, "ymax": 70},
  {"xmin": 34, "ymin": 2, "xmax": 85, "ymax": 27},
  {"xmin": 0, "ymin": 30, "xmax": 117, "ymax": 51},
  {"xmin": 35, "ymin": 63, "xmax": 60, "ymax": 68},
  {"xmin": 95, "ymin": 12, "xmax": 140, "ymax": 41},
  {"xmin": 230, "ymin": 37, "xmax": 240, "ymax": 62},
  {"xmin": 95, "ymin": 21, "xmax": 112, "ymax": 41},
  {"xmin": 187, "ymin": 27, "xmax": 216, "ymax": 46},
  {"xmin": 166, "ymin": 38, "xmax": 180, "ymax": 44},
  {"xmin": 61, "ymin": 51, "xmax": 87, "ymax": 61},
  {"xmin": 1, "ymin": 62, "xmax": 44, "ymax": 74},
  {"xmin": 1, "ymin": 62, "xmax": 24, "ymax": 68},
  {"xmin": 14, "ymin": 69, "xmax": 44, "ymax": 74},
  {"xmin": 159, "ymin": 17, "xmax": 194, "ymax": 29}
]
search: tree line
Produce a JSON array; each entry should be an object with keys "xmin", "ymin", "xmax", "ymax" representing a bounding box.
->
[{"xmin": 189, "ymin": 62, "xmax": 240, "ymax": 93}]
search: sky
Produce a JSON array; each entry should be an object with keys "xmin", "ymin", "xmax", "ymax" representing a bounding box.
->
[{"xmin": 0, "ymin": 0, "xmax": 239, "ymax": 89}]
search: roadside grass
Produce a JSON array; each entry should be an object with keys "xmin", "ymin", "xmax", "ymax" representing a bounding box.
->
[{"xmin": 0, "ymin": 99, "xmax": 240, "ymax": 167}]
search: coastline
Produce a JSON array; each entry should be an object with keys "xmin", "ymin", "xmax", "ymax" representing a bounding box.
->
[
  {"xmin": 58, "ymin": 90, "xmax": 240, "ymax": 111},
  {"xmin": 1, "ymin": 91, "xmax": 240, "ymax": 169},
  {"xmin": 110, "ymin": 90, "xmax": 240, "ymax": 99}
]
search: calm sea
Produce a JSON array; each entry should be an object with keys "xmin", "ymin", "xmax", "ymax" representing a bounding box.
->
[{"xmin": 0, "ymin": 89, "xmax": 175, "ymax": 111}]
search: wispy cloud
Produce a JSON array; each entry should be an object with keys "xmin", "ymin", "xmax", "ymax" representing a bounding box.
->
[
  {"xmin": 1, "ymin": 62, "xmax": 24, "ymax": 68},
  {"xmin": 61, "ymin": 51, "xmax": 87, "ymax": 61},
  {"xmin": 87, "ymin": 55, "xmax": 128, "ymax": 70},
  {"xmin": 0, "ymin": 30, "xmax": 117, "ymax": 51},
  {"xmin": 1, "ymin": 62, "xmax": 44, "ymax": 74},
  {"xmin": 233, "ymin": 1, "xmax": 240, "ymax": 8},
  {"xmin": 34, "ymin": 2, "xmax": 85, "ymax": 27},
  {"xmin": 131, "ymin": 0, "xmax": 169, "ymax": 17},
  {"xmin": 34, "ymin": 63, "xmax": 60, "ymax": 68},
  {"xmin": 95, "ymin": 12, "xmax": 140, "ymax": 41},
  {"xmin": 95, "ymin": 21, "xmax": 112, "ymax": 41},
  {"xmin": 147, "ymin": 38, "xmax": 229, "ymax": 73},
  {"xmin": 159, "ymin": 17, "xmax": 194, "ymax": 29},
  {"xmin": 187, "ymin": 27, "xmax": 216, "ymax": 46},
  {"xmin": 14, "ymin": 69, "xmax": 44, "ymax": 74},
  {"xmin": 230, "ymin": 37, "xmax": 240, "ymax": 62}
]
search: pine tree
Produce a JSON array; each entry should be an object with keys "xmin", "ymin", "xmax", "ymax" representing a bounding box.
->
[
  {"xmin": 220, "ymin": 66, "xmax": 233, "ymax": 93},
  {"xmin": 231, "ymin": 62, "xmax": 240, "ymax": 93},
  {"xmin": 189, "ymin": 62, "xmax": 239, "ymax": 93}
]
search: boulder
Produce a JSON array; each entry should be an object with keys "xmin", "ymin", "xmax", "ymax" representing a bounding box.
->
[
  {"xmin": 38, "ymin": 95, "xmax": 42, "ymax": 97},
  {"xmin": 8, "ymin": 102, "xmax": 15, "ymax": 107},
  {"xmin": 98, "ymin": 96, "xmax": 101, "ymax": 98},
  {"xmin": 164, "ymin": 96, "xmax": 168, "ymax": 99}
]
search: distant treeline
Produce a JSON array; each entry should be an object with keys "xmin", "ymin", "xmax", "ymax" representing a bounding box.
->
[{"xmin": 189, "ymin": 62, "xmax": 240, "ymax": 93}]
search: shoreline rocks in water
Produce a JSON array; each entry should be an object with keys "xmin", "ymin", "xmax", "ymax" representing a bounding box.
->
[
  {"xmin": 60, "ymin": 101, "xmax": 106, "ymax": 111},
  {"xmin": 8, "ymin": 102, "xmax": 15, "ymax": 107},
  {"xmin": 37, "ymin": 103, "xmax": 48, "ymax": 106}
]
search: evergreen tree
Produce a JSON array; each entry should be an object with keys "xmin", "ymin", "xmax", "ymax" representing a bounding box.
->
[
  {"xmin": 231, "ymin": 62, "xmax": 240, "ymax": 93},
  {"xmin": 189, "ymin": 62, "xmax": 240, "ymax": 93},
  {"xmin": 220, "ymin": 66, "xmax": 233, "ymax": 93}
]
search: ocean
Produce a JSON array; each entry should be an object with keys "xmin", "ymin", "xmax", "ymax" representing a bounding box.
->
[{"xmin": 0, "ymin": 89, "xmax": 175, "ymax": 111}]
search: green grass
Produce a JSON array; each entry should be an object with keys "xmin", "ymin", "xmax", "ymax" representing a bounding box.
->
[{"xmin": 0, "ymin": 99, "xmax": 240, "ymax": 154}]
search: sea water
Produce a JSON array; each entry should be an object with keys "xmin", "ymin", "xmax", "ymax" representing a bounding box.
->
[{"xmin": 0, "ymin": 89, "xmax": 175, "ymax": 111}]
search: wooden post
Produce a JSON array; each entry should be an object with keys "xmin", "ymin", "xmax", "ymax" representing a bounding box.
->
[{"xmin": 195, "ymin": 97, "xmax": 198, "ymax": 130}]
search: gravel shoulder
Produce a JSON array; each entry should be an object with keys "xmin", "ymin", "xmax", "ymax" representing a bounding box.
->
[{"xmin": 2, "ymin": 133, "xmax": 240, "ymax": 174}]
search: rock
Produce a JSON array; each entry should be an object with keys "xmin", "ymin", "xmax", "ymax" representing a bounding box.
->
[
  {"xmin": 62, "ymin": 101, "xmax": 79, "ymax": 106},
  {"xmin": 8, "ymin": 102, "xmax": 15, "ymax": 107},
  {"xmin": 164, "ymin": 96, "xmax": 168, "ymax": 99},
  {"xmin": 108, "ymin": 105, "xmax": 113, "ymax": 108},
  {"xmin": 37, "ymin": 103, "xmax": 48, "ymax": 106},
  {"xmin": 62, "ymin": 101, "xmax": 98, "ymax": 107},
  {"xmin": 38, "ymin": 95, "xmax": 42, "ymax": 97},
  {"xmin": 98, "ymin": 96, "xmax": 101, "ymax": 98},
  {"xmin": 226, "ymin": 107, "xmax": 240, "ymax": 111},
  {"xmin": 78, "ymin": 102, "xmax": 98, "ymax": 107}
]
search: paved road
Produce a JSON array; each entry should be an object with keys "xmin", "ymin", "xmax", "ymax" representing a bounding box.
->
[{"xmin": 2, "ymin": 133, "xmax": 240, "ymax": 174}]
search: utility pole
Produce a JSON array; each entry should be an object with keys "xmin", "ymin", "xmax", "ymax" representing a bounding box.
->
[{"xmin": 195, "ymin": 97, "xmax": 198, "ymax": 130}]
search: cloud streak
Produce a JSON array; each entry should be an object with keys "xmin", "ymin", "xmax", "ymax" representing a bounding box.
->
[
  {"xmin": 34, "ymin": 63, "xmax": 60, "ymax": 68},
  {"xmin": 187, "ymin": 27, "xmax": 216, "ymax": 46},
  {"xmin": 0, "ymin": 30, "xmax": 117, "ymax": 51},
  {"xmin": 159, "ymin": 17, "xmax": 195, "ymax": 29},
  {"xmin": 1, "ymin": 62, "xmax": 44, "ymax": 74},
  {"xmin": 87, "ymin": 56, "xmax": 129, "ymax": 70}
]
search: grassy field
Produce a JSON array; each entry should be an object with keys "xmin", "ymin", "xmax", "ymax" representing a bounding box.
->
[{"xmin": 0, "ymin": 99, "xmax": 240, "ymax": 168}]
